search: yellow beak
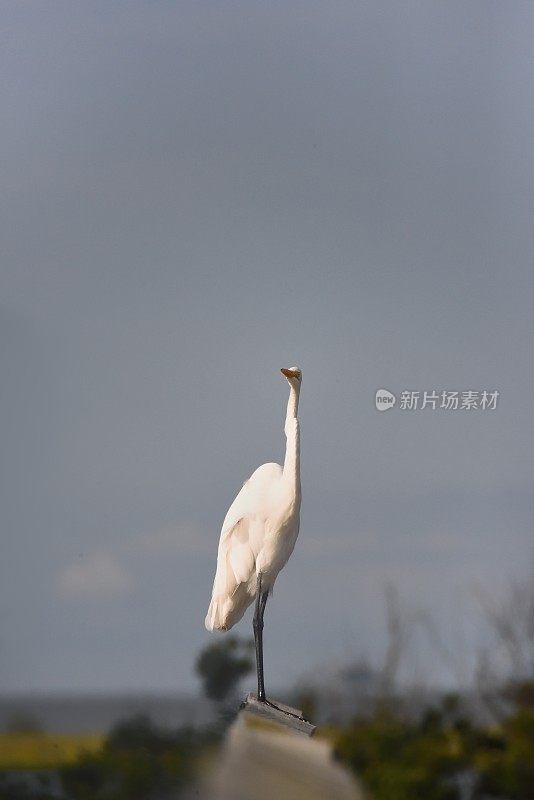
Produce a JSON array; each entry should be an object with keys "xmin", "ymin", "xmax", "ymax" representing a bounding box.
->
[{"xmin": 281, "ymin": 368, "xmax": 299, "ymax": 379}]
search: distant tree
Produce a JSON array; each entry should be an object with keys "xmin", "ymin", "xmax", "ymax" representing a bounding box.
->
[
  {"xmin": 6, "ymin": 712, "xmax": 43, "ymax": 734},
  {"xmin": 295, "ymin": 688, "xmax": 317, "ymax": 722},
  {"xmin": 334, "ymin": 703, "xmax": 462, "ymax": 800},
  {"xmin": 476, "ymin": 565, "xmax": 534, "ymax": 720},
  {"xmin": 62, "ymin": 714, "xmax": 205, "ymax": 800},
  {"xmin": 380, "ymin": 584, "xmax": 408, "ymax": 699},
  {"xmin": 476, "ymin": 707, "xmax": 534, "ymax": 799},
  {"xmin": 107, "ymin": 713, "xmax": 175, "ymax": 752},
  {"xmin": 195, "ymin": 636, "xmax": 254, "ymax": 702},
  {"xmin": 480, "ymin": 569, "xmax": 534, "ymax": 681}
]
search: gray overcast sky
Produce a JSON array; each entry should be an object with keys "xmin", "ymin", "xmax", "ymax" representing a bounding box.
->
[{"xmin": 1, "ymin": 1, "xmax": 533, "ymax": 693}]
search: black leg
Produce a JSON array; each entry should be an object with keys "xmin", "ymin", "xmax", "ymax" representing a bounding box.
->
[
  {"xmin": 251, "ymin": 583, "xmax": 304, "ymax": 720},
  {"xmin": 253, "ymin": 573, "xmax": 269, "ymax": 702}
]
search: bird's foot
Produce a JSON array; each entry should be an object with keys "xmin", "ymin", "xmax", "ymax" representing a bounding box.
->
[{"xmin": 259, "ymin": 697, "xmax": 305, "ymax": 720}]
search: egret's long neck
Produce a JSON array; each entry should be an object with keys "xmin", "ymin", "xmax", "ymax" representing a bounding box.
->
[{"xmin": 283, "ymin": 384, "xmax": 300, "ymax": 488}]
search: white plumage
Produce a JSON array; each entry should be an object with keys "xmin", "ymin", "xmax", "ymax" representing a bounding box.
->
[{"xmin": 205, "ymin": 367, "xmax": 302, "ymax": 633}]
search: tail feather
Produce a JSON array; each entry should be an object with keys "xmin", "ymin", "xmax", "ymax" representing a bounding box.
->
[
  {"xmin": 205, "ymin": 598, "xmax": 222, "ymax": 631},
  {"xmin": 205, "ymin": 585, "xmax": 252, "ymax": 632}
]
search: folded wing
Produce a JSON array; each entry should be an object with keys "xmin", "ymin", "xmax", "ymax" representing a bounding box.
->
[{"xmin": 205, "ymin": 515, "xmax": 265, "ymax": 630}]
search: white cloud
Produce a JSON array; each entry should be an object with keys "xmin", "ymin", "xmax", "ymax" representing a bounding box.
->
[{"xmin": 57, "ymin": 552, "xmax": 133, "ymax": 599}]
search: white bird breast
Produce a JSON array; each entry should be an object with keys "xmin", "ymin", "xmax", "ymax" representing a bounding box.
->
[{"xmin": 255, "ymin": 504, "xmax": 301, "ymax": 585}]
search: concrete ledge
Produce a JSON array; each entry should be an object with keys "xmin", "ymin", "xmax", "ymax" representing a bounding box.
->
[
  {"xmin": 207, "ymin": 695, "xmax": 364, "ymax": 800},
  {"xmin": 240, "ymin": 693, "xmax": 316, "ymax": 737}
]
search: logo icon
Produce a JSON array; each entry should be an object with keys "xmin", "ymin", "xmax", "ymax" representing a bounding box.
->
[{"xmin": 375, "ymin": 388, "xmax": 396, "ymax": 411}]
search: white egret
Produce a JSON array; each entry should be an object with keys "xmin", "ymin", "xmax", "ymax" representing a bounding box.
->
[{"xmin": 205, "ymin": 367, "xmax": 302, "ymax": 703}]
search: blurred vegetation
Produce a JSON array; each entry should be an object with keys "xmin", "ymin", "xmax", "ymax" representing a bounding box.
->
[
  {"xmin": 6, "ymin": 713, "xmax": 45, "ymax": 735},
  {"xmin": 1, "ymin": 684, "xmax": 533, "ymax": 799},
  {"xmin": 195, "ymin": 635, "xmax": 254, "ymax": 702},
  {"xmin": 0, "ymin": 634, "xmax": 254, "ymax": 800},
  {"xmin": 330, "ymin": 683, "xmax": 534, "ymax": 800},
  {"xmin": 1, "ymin": 573, "xmax": 533, "ymax": 799},
  {"xmin": 0, "ymin": 732, "xmax": 102, "ymax": 769},
  {"xmin": 60, "ymin": 714, "xmax": 217, "ymax": 800}
]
